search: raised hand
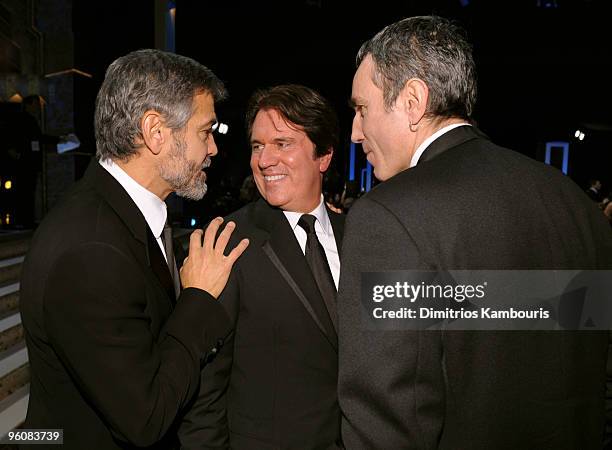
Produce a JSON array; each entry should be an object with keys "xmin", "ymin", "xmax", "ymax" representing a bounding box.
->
[{"xmin": 180, "ymin": 217, "xmax": 249, "ymax": 298}]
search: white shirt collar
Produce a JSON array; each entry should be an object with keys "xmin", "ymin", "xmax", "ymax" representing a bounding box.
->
[
  {"xmin": 410, "ymin": 123, "xmax": 471, "ymax": 168},
  {"xmin": 99, "ymin": 158, "xmax": 167, "ymax": 239},
  {"xmin": 283, "ymin": 195, "xmax": 332, "ymax": 235}
]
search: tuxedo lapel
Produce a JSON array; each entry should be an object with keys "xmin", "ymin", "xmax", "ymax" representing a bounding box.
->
[
  {"xmin": 253, "ymin": 200, "xmax": 338, "ymax": 351},
  {"xmin": 146, "ymin": 227, "xmax": 177, "ymax": 305},
  {"xmin": 85, "ymin": 160, "xmax": 176, "ymax": 311},
  {"xmin": 261, "ymin": 243, "xmax": 338, "ymax": 353},
  {"xmin": 84, "ymin": 161, "xmax": 148, "ymax": 247},
  {"xmin": 419, "ymin": 125, "xmax": 486, "ymax": 164}
]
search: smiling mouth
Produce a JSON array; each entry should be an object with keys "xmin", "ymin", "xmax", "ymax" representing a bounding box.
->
[{"xmin": 264, "ymin": 175, "xmax": 287, "ymax": 182}]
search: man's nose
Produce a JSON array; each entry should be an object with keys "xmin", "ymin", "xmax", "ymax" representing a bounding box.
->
[
  {"xmin": 258, "ymin": 145, "xmax": 278, "ymax": 168},
  {"xmin": 351, "ymin": 114, "xmax": 365, "ymax": 143},
  {"xmin": 208, "ymin": 134, "xmax": 218, "ymax": 157}
]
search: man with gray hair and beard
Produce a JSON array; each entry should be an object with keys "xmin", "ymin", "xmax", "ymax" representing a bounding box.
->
[
  {"xmin": 20, "ymin": 49, "xmax": 249, "ymax": 450},
  {"xmin": 339, "ymin": 16, "xmax": 612, "ymax": 449}
]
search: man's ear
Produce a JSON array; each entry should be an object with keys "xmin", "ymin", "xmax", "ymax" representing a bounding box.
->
[
  {"xmin": 319, "ymin": 149, "xmax": 333, "ymax": 173},
  {"xmin": 397, "ymin": 78, "xmax": 429, "ymax": 127},
  {"xmin": 140, "ymin": 111, "xmax": 166, "ymax": 155}
]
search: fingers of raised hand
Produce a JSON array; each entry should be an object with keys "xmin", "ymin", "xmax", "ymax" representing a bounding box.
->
[
  {"xmin": 214, "ymin": 221, "xmax": 236, "ymax": 256},
  {"xmin": 203, "ymin": 217, "xmax": 224, "ymax": 253},
  {"xmin": 226, "ymin": 238, "xmax": 250, "ymax": 264},
  {"xmin": 188, "ymin": 229, "xmax": 204, "ymax": 257}
]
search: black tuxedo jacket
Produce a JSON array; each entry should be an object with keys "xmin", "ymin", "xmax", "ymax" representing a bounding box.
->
[
  {"xmin": 19, "ymin": 161, "xmax": 231, "ymax": 450},
  {"xmin": 179, "ymin": 199, "xmax": 344, "ymax": 449},
  {"xmin": 338, "ymin": 126, "xmax": 612, "ymax": 450}
]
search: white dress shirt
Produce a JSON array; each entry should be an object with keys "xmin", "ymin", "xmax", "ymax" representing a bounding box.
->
[
  {"xmin": 283, "ymin": 196, "xmax": 341, "ymax": 289},
  {"xmin": 410, "ymin": 123, "xmax": 472, "ymax": 167},
  {"xmin": 99, "ymin": 159, "xmax": 169, "ymax": 262}
]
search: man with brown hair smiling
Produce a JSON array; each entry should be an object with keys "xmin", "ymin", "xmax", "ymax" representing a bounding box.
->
[{"xmin": 180, "ymin": 84, "xmax": 343, "ymax": 450}]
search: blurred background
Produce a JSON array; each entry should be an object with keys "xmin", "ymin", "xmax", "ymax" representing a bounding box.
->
[{"xmin": 0, "ymin": 0, "xmax": 611, "ymax": 230}]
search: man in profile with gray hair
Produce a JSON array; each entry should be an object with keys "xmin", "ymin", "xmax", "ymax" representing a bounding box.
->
[
  {"xmin": 20, "ymin": 49, "xmax": 249, "ymax": 450},
  {"xmin": 339, "ymin": 16, "xmax": 612, "ymax": 449}
]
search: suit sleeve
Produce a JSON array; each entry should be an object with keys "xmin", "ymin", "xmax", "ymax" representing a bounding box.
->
[
  {"xmin": 43, "ymin": 242, "xmax": 231, "ymax": 448},
  {"xmin": 178, "ymin": 261, "xmax": 241, "ymax": 449},
  {"xmin": 337, "ymin": 197, "xmax": 445, "ymax": 449}
]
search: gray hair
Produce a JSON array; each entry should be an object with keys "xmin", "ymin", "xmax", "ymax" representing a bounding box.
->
[
  {"xmin": 356, "ymin": 16, "xmax": 477, "ymax": 120},
  {"xmin": 95, "ymin": 49, "xmax": 227, "ymax": 161}
]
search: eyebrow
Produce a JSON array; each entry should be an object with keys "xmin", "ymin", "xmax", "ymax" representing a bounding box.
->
[
  {"xmin": 349, "ymin": 97, "xmax": 366, "ymax": 109},
  {"xmin": 250, "ymin": 137, "xmax": 296, "ymax": 145},
  {"xmin": 200, "ymin": 118, "xmax": 218, "ymax": 129}
]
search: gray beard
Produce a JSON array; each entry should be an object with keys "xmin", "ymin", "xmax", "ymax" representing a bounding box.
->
[{"xmin": 158, "ymin": 136, "xmax": 208, "ymax": 201}]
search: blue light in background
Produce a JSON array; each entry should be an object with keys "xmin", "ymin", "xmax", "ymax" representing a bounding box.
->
[
  {"xmin": 166, "ymin": 1, "xmax": 176, "ymax": 53},
  {"xmin": 360, "ymin": 162, "xmax": 373, "ymax": 192},
  {"xmin": 190, "ymin": 218, "xmax": 197, "ymax": 227},
  {"xmin": 349, "ymin": 142, "xmax": 356, "ymax": 181},
  {"xmin": 545, "ymin": 141, "xmax": 569, "ymax": 175}
]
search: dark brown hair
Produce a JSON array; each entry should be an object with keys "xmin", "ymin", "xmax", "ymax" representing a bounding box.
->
[{"xmin": 245, "ymin": 84, "xmax": 339, "ymax": 158}]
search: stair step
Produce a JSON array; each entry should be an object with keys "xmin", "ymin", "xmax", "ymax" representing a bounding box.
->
[
  {"xmin": 0, "ymin": 325, "xmax": 22, "ymax": 354},
  {"xmin": 0, "ymin": 293, "xmax": 18, "ymax": 318},
  {"xmin": 0, "ymin": 383, "xmax": 28, "ymax": 441},
  {"xmin": 0, "ymin": 235, "xmax": 28, "ymax": 445},
  {"xmin": 0, "ymin": 284, "xmax": 18, "ymax": 301},
  {"xmin": 0, "ymin": 364, "xmax": 28, "ymax": 404},
  {"xmin": 0, "ymin": 261, "xmax": 21, "ymax": 287},
  {"xmin": 0, "ymin": 232, "xmax": 31, "ymax": 261},
  {"xmin": 0, "ymin": 257, "xmax": 24, "ymax": 270},
  {"xmin": 0, "ymin": 343, "xmax": 27, "ymax": 379}
]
